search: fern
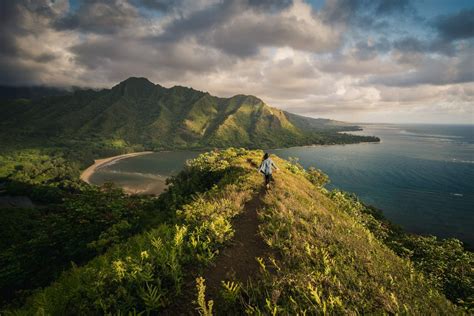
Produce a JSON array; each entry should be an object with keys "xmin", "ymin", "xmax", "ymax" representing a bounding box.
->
[{"xmin": 140, "ymin": 282, "xmax": 164, "ymax": 310}]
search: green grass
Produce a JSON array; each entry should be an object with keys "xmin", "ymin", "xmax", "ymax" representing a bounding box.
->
[
  {"xmin": 250, "ymin": 156, "xmax": 458, "ymax": 314},
  {"xmin": 4, "ymin": 149, "xmax": 255, "ymax": 314},
  {"xmin": 3, "ymin": 149, "xmax": 470, "ymax": 314}
]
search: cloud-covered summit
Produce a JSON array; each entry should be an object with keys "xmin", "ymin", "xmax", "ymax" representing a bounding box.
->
[{"xmin": 0, "ymin": 0, "xmax": 472, "ymax": 123}]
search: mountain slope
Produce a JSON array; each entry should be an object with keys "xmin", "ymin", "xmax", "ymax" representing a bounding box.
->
[
  {"xmin": 0, "ymin": 77, "xmax": 379, "ymax": 149},
  {"xmin": 7, "ymin": 149, "xmax": 459, "ymax": 314},
  {"xmin": 0, "ymin": 85, "xmax": 72, "ymax": 101}
]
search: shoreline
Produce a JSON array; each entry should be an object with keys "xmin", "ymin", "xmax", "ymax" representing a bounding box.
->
[
  {"xmin": 80, "ymin": 151, "xmax": 154, "ymax": 184},
  {"xmin": 269, "ymin": 140, "xmax": 381, "ymax": 151}
]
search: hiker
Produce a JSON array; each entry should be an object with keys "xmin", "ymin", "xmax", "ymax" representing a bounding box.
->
[{"xmin": 259, "ymin": 153, "xmax": 278, "ymax": 188}]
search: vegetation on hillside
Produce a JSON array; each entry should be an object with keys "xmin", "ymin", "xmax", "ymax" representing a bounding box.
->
[
  {"xmin": 1, "ymin": 149, "xmax": 471, "ymax": 314},
  {"xmin": 0, "ymin": 85, "xmax": 72, "ymax": 101},
  {"xmin": 0, "ymin": 77, "xmax": 379, "ymax": 151}
]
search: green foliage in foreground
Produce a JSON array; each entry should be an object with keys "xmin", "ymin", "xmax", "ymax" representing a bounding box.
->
[
  {"xmin": 4, "ymin": 148, "xmax": 254, "ymax": 314},
  {"xmin": 0, "ymin": 146, "xmax": 231, "ymax": 307},
  {"xmin": 3, "ymin": 149, "xmax": 470, "ymax": 315},
  {"xmin": 0, "ymin": 186, "xmax": 155, "ymax": 305}
]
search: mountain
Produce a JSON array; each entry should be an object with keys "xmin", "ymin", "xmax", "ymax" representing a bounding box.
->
[
  {"xmin": 0, "ymin": 77, "xmax": 378, "ymax": 149},
  {"xmin": 0, "ymin": 85, "xmax": 72, "ymax": 100},
  {"xmin": 6, "ymin": 149, "xmax": 465, "ymax": 314}
]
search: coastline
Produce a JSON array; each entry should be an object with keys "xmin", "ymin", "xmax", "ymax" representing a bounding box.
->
[{"xmin": 80, "ymin": 151, "xmax": 154, "ymax": 184}]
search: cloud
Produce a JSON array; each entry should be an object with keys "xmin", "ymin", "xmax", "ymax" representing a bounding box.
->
[
  {"xmin": 69, "ymin": 35, "xmax": 234, "ymax": 85},
  {"xmin": 320, "ymin": 0, "xmax": 414, "ymax": 27},
  {"xmin": 367, "ymin": 48, "xmax": 474, "ymax": 87},
  {"xmin": 0, "ymin": 0, "xmax": 472, "ymax": 123},
  {"xmin": 53, "ymin": 0, "xmax": 139, "ymax": 34},
  {"xmin": 133, "ymin": 0, "xmax": 182, "ymax": 12},
  {"xmin": 0, "ymin": 0, "xmax": 76, "ymax": 85},
  {"xmin": 390, "ymin": 9, "xmax": 474, "ymax": 57},
  {"xmin": 209, "ymin": 6, "xmax": 341, "ymax": 56},
  {"xmin": 392, "ymin": 36, "xmax": 457, "ymax": 56},
  {"xmin": 373, "ymin": 0, "xmax": 411, "ymax": 15},
  {"xmin": 153, "ymin": 0, "xmax": 340, "ymax": 57},
  {"xmin": 433, "ymin": 8, "xmax": 474, "ymax": 40}
]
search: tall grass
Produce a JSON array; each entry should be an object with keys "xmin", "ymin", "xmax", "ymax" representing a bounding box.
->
[
  {"xmin": 5, "ymin": 148, "xmax": 254, "ymax": 314},
  {"xmin": 5, "ymin": 149, "xmax": 468, "ymax": 314}
]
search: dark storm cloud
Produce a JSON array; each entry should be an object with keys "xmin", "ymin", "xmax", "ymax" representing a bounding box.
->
[
  {"xmin": 0, "ymin": 1, "xmax": 19, "ymax": 56},
  {"xmin": 0, "ymin": 1, "xmax": 50, "ymax": 54},
  {"xmin": 391, "ymin": 9, "xmax": 474, "ymax": 58},
  {"xmin": 0, "ymin": 0, "xmax": 66, "ymax": 85},
  {"xmin": 433, "ymin": 8, "xmax": 474, "ymax": 40},
  {"xmin": 0, "ymin": 1, "xmax": 64, "ymax": 46},
  {"xmin": 53, "ymin": 0, "xmax": 138, "ymax": 34},
  {"xmin": 321, "ymin": 0, "xmax": 413, "ymax": 25},
  {"xmin": 0, "ymin": 58, "xmax": 43, "ymax": 86}
]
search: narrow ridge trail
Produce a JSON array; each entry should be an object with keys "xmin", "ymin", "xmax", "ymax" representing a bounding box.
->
[
  {"xmin": 201, "ymin": 187, "xmax": 268, "ymax": 302},
  {"xmin": 165, "ymin": 187, "xmax": 269, "ymax": 315}
]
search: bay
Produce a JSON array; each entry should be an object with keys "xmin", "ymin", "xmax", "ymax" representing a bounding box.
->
[{"xmin": 89, "ymin": 124, "xmax": 474, "ymax": 246}]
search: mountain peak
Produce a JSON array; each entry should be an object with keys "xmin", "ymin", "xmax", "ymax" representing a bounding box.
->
[
  {"xmin": 228, "ymin": 94, "xmax": 264, "ymax": 106},
  {"xmin": 116, "ymin": 77, "xmax": 155, "ymax": 88},
  {"xmin": 112, "ymin": 77, "xmax": 157, "ymax": 97}
]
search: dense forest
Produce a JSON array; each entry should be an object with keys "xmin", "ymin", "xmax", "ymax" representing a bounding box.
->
[{"xmin": 0, "ymin": 148, "xmax": 472, "ymax": 313}]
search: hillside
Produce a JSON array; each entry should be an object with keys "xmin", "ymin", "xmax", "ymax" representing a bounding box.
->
[
  {"xmin": 0, "ymin": 86, "xmax": 72, "ymax": 101},
  {"xmin": 4, "ymin": 149, "xmax": 470, "ymax": 314},
  {"xmin": 0, "ymin": 77, "xmax": 378, "ymax": 150}
]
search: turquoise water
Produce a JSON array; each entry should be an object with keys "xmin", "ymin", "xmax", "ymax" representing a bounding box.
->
[{"xmin": 90, "ymin": 124, "xmax": 474, "ymax": 246}]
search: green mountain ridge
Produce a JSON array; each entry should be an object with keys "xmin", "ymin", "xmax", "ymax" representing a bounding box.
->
[{"xmin": 0, "ymin": 77, "xmax": 378, "ymax": 149}]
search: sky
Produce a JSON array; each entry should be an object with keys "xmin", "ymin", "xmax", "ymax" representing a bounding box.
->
[{"xmin": 0, "ymin": 0, "xmax": 473, "ymax": 123}]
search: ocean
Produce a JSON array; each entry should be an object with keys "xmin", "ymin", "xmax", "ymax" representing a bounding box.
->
[{"xmin": 89, "ymin": 124, "xmax": 474, "ymax": 246}]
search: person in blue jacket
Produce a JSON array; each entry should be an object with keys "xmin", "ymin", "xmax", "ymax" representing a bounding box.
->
[{"xmin": 259, "ymin": 153, "xmax": 279, "ymax": 188}]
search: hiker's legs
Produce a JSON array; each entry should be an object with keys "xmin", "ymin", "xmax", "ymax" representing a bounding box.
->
[{"xmin": 264, "ymin": 174, "xmax": 273, "ymax": 188}]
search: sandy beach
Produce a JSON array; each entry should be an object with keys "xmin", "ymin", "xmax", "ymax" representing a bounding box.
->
[{"xmin": 80, "ymin": 151, "xmax": 154, "ymax": 184}]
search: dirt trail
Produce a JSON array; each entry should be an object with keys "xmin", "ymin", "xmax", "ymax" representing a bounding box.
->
[
  {"xmin": 201, "ymin": 187, "xmax": 268, "ymax": 301},
  {"xmin": 164, "ymin": 187, "xmax": 268, "ymax": 315}
]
